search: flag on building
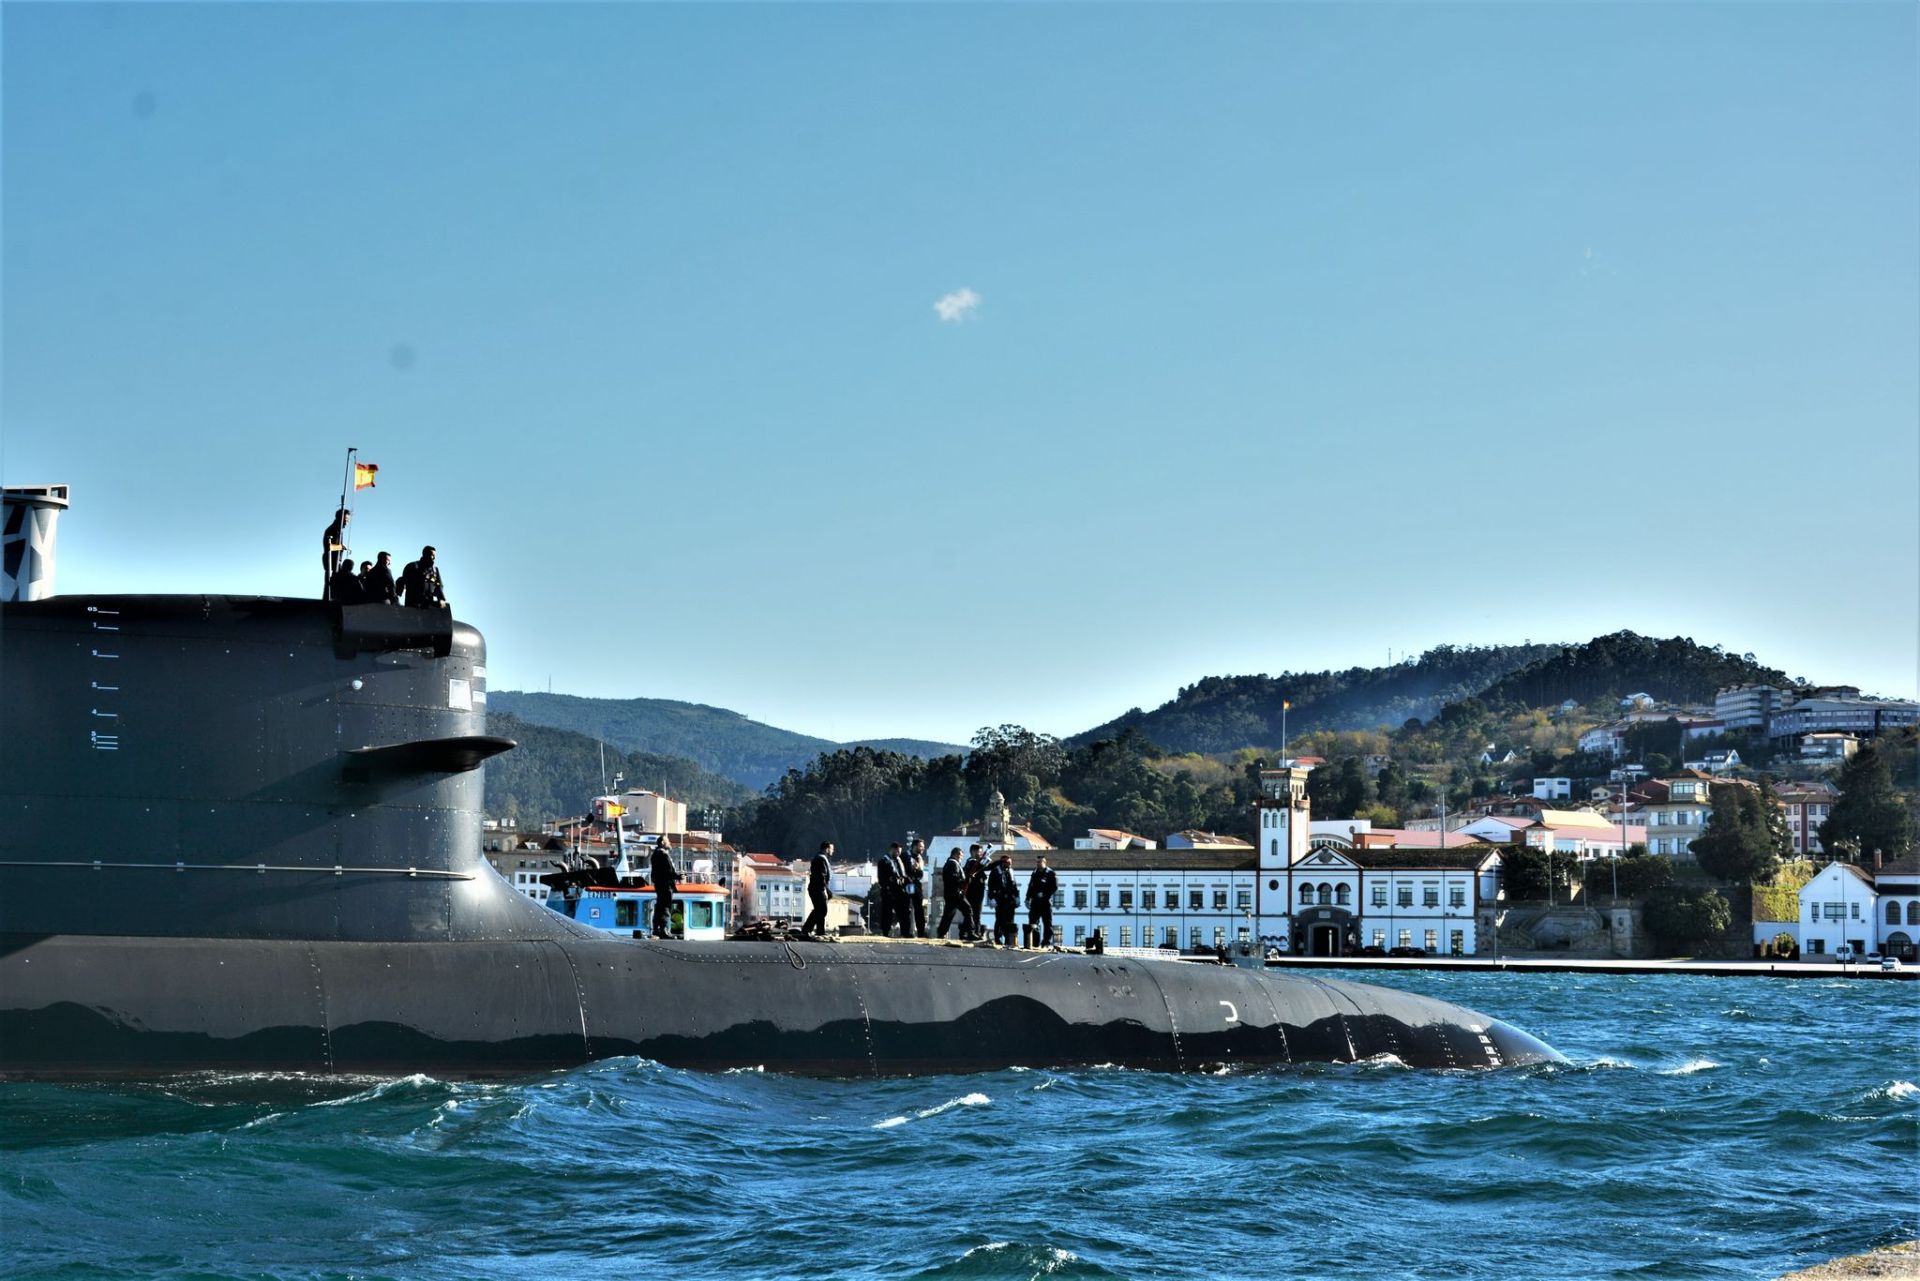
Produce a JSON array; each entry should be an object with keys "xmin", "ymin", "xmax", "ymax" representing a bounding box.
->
[{"xmin": 353, "ymin": 462, "xmax": 379, "ymax": 490}]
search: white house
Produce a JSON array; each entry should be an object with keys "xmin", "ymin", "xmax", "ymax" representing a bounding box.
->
[
  {"xmin": 1532, "ymin": 777, "xmax": 1572, "ymax": 801},
  {"xmin": 1580, "ymin": 724, "xmax": 1628, "ymax": 758},
  {"xmin": 1794, "ymin": 863, "xmax": 1879, "ymax": 957},
  {"xmin": 1681, "ymin": 750, "xmax": 1741, "ymax": 774},
  {"xmin": 1073, "ymin": 828, "xmax": 1158, "ymax": 850}
]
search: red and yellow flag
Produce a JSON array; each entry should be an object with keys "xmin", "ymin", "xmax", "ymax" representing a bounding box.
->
[{"xmin": 353, "ymin": 462, "xmax": 379, "ymax": 490}]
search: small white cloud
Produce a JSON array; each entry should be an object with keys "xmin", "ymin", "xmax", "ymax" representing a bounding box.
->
[{"xmin": 933, "ymin": 287, "xmax": 981, "ymax": 323}]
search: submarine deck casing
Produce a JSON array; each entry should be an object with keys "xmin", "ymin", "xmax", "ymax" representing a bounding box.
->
[{"xmin": 0, "ymin": 593, "xmax": 1560, "ymax": 1077}]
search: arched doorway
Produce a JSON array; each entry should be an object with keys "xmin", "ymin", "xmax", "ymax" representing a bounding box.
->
[
  {"xmin": 1886, "ymin": 931, "xmax": 1913, "ymax": 961},
  {"xmin": 1291, "ymin": 906, "xmax": 1355, "ymax": 957}
]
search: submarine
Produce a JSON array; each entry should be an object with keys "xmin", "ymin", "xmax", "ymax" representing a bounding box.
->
[{"xmin": 0, "ymin": 485, "xmax": 1561, "ymax": 1077}]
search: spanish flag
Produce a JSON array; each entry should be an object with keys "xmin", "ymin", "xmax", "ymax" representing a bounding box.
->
[{"xmin": 353, "ymin": 462, "xmax": 379, "ymax": 490}]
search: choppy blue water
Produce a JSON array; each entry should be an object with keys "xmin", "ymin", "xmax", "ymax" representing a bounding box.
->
[{"xmin": 2, "ymin": 971, "xmax": 1914, "ymax": 1281}]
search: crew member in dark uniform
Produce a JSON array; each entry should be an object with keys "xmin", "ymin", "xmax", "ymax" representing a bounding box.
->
[
  {"xmin": 988, "ymin": 853, "xmax": 1019, "ymax": 946},
  {"xmin": 1025, "ymin": 854, "xmax": 1058, "ymax": 947},
  {"xmin": 800, "ymin": 841, "xmax": 834, "ymax": 940},
  {"xmin": 962, "ymin": 845, "xmax": 988, "ymax": 941},
  {"xmin": 327, "ymin": 558, "xmax": 364, "ymax": 605},
  {"xmin": 937, "ymin": 847, "xmax": 968, "ymax": 939},
  {"xmin": 362, "ymin": 551, "xmax": 398, "ymax": 605},
  {"xmin": 321, "ymin": 508, "xmax": 350, "ymax": 598},
  {"xmin": 902, "ymin": 838, "xmax": 928, "ymax": 939},
  {"xmin": 874, "ymin": 843, "xmax": 904, "ymax": 937},
  {"xmin": 648, "ymin": 839, "xmax": 678, "ymax": 939},
  {"xmin": 400, "ymin": 545, "xmax": 447, "ymax": 609}
]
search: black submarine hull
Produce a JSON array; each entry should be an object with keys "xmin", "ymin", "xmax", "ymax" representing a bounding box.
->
[
  {"xmin": 0, "ymin": 935, "xmax": 1558, "ymax": 1076},
  {"xmin": 0, "ymin": 593, "xmax": 1561, "ymax": 1077}
]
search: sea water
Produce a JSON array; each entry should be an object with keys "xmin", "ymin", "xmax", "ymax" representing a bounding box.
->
[{"xmin": 2, "ymin": 971, "xmax": 1914, "ymax": 1280}]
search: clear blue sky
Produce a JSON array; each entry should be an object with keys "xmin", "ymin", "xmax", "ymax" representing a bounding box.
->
[{"xmin": 5, "ymin": 3, "xmax": 1915, "ymax": 745}]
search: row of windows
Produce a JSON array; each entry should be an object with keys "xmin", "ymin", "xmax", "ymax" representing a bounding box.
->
[
  {"xmin": 1886, "ymin": 900, "xmax": 1920, "ymax": 925},
  {"xmin": 1068, "ymin": 888, "xmax": 1252, "ymax": 912},
  {"xmin": 1368, "ymin": 928, "xmax": 1466, "ymax": 954}
]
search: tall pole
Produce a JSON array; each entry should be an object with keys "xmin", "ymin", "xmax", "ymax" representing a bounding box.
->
[
  {"xmin": 338, "ymin": 447, "xmax": 358, "ymax": 523},
  {"xmin": 1281, "ymin": 700, "xmax": 1289, "ymax": 760}
]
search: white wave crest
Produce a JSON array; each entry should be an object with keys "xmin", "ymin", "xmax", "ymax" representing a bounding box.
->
[
  {"xmin": 959, "ymin": 1242, "xmax": 1012, "ymax": 1259},
  {"xmin": 1879, "ymin": 1081, "xmax": 1918, "ymax": 1102},
  {"xmin": 722, "ymin": 1065, "xmax": 766, "ymax": 1074},
  {"xmin": 310, "ymin": 1073, "xmax": 442, "ymax": 1107},
  {"xmin": 875, "ymin": 1092, "xmax": 991, "ymax": 1130},
  {"xmin": 1657, "ymin": 1058, "xmax": 1720, "ymax": 1076}
]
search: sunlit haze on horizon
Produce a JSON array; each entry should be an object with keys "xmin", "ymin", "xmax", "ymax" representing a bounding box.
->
[{"xmin": 4, "ymin": 3, "xmax": 1915, "ymax": 744}]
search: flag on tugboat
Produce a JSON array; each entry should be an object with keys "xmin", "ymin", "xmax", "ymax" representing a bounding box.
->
[{"xmin": 353, "ymin": 462, "xmax": 379, "ymax": 490}]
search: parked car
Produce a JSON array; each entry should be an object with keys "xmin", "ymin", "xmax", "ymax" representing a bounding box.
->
[
  {"xmin": 1357, "ymin": 944, "xmax": 1387, "ymax": 957},
  {"xmin": 1883, "ymin": 957, "xmax": 1904, "ymax": 972},
  {"xmin": 1834, "ymin": 945, "xmax": 1856, "ymax": 964},
  {"xmin": 1387, "ymin": 946, "xmax": 1428, "ymax": 958}
]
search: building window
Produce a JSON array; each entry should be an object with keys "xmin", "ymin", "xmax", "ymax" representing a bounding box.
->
[
  {"xmin": 1191, "ymin": 890, "xmax": 1204, "ymax": 911},
  {"xmin": 1118, "ymin": 890, "xmax": 1133, "ymax": 911},
  {"xmin": 1053, "ymin": 891, "xmax": 1065, "ymax": 908},
  {"xmin": 1909, "ymin": 902, "xmax": 1920, "ymax": 926},
  {"xmin": 1214, "ymin": 890, "xmax": 1229, "ymax": 910},
  {"xmin": 1299, "ymin": 884, "xmax": 1313, "ymax": 905},
  {"xmin": 1450, "ymin": 887, "xmax": 1466, "ymax": 909},
  {"xmin": 1214, "ymin": 927, "xmax": 1226, "ymax": 949},
  {"xmin": 1142, "ymin": 890, "xmax": 1156, "ymax": 911},
  {"xmin": 1424, "ymin": 929, "xmax": 1438, "ymax": 952},
  {"xmin": 1074, "ymin": 926, "xmax": 1086, "ymax": 946},
  {"xmin": 1119, "ymin": 927, "xmax": 1132, "ymax": 947},
  {"xmin": 1398, "ymin": 888, "xmax": 1412, "ymax": 908},
  {"xmin": 1398, "ymin": 929, "xmax": 1412, "ymax": 949},
  {"xmin": 1850, "ymin": 903, "xmax": 1860, "ymax": 919},
  {"xmin": 1334, "ymin": 885, "xmax": 1350, "ymax": 906},
  {"xmin": 1270, "ymin": 839, "xmax": 1279, "ymax": 858},
  {"xmin": 1073, "ymin": 890, "xmax": 1087, "ymax": 909},
  {"xmin": 1165, "ymin": 928, "xmax": 1179, "ymax": 947},
  {"xmin": 1450, "ymin": 929, "xmax": 1464, "ymax": 957},
  {"xmin": 1190, "ymin": 928, "xmax": 1203, "ymax": 949},
  {"xmin": 1372, "ymin": 929, "xmax": 1386, "ymax": 948},
  {"xmin": 1890, "ymin": 901, "xmax": 1901, "ymax": 925},
  {"xmin": 1237, "ymin": 890, "xmax": 1252, "ymax": 911},
  {"xmin": 1095, "ymin": 890, "xmax": 1110, "ymax": 910},
  {"xmin": 1424, "ymin": 889, "xmax": 1439, "ymax": 908},
  {"xmin": 1373, "ymin": 885, "xmax": 1387, "ymax": 907}
]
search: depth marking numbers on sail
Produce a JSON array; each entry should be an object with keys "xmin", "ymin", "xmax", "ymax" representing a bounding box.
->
[{"xmin": 88, "ymin": 606, "xmax": 121, "ymax": 752}]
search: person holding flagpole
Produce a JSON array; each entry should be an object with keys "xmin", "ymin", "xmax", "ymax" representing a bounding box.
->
[{"xmin": 324, "ymin": 449, "xmax": 379, "ymax": 600}]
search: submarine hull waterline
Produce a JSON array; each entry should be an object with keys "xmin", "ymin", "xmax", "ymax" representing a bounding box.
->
[{"xmin": 0, "ymin": 594, "xmax": 1562, "ymax": 1077}]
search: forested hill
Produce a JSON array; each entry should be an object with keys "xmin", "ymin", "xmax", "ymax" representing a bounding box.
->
[
  {"xmin": 488, "ymin": 691, "xmax": 965, "ymax": 791},
  {"xmin": 1070, "ymin": 643, "xmax": 1564, "ymax": 753},
  {"xmin": 483, "ymin": 712, "xmax": 755, "ymax": 826},
  {"xmin": 1473, "ymin": 632, "xmax": 1789, "ymax": 710}
]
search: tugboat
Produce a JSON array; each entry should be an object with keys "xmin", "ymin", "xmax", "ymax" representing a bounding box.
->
[{"xmin": 0, "ymin": 484, "xmax": 1563, "ymax": 1077}]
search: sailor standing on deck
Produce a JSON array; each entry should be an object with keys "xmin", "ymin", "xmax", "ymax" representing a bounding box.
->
[
  {"xmin": 988, "ymin": 853, "xmax": 1020, "ymax": 946},
  {"xmin": 962, "ymin": 845, "xmax": 988, "ymax": 941},
  {"xmin": 800, "ymin": 841, "xmax": 834, "ymax": 940},
  {"xmin": 649, "ymin": 839, "xmax": 679, "ymax": 939},
  {"xmin": 936, "ymin": 847, "xmax": 968, "ymax": 939},
  {"xmin": 901, "ymin": 838, "xmax": 928, "ymax": 939},
  {"xmin": 874, "ymin": 843, "xmax": 905, "ymax": 937},
  {"xmin": 1025, "ymin": 855, "xmax": 1058, "ymax": 947}
]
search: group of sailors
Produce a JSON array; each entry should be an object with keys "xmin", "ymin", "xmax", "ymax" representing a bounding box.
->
[
  {"xmin": 322, "ymin": 508, "xmax": 447, "ymax": 608},
  {"xmin": 795, "ymin": 838, "xmax": 1060, "ymax": 948}
]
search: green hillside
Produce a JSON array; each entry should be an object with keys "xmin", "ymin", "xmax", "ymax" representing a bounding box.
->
[
  {"xmin": 483, "ymin": 711, "xmax": 755, "ymax": 826},
  {"xmin": 1071, "ymin": 643, "xmax": 1564, "ymax": 752},
  {"xmin": 488, "ymin": 691, "xmax": 965, "ymax": 791},
  {"xmin": 1475, "ymin": 632, "xmax": 1789, "ymax": 709}
]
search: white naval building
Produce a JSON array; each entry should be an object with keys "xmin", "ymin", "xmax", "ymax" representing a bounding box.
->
[{"xmin": 962, "ymin": 769, "xmax": 1504, "ymax": 956}]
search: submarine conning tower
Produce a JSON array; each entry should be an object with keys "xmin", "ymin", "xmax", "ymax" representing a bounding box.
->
[{"xmin": 0, "ymin": 487, "xmax": 555, "ymax": 944}]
